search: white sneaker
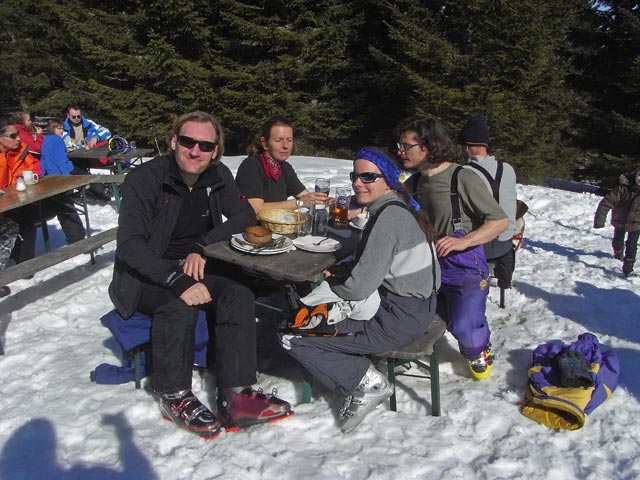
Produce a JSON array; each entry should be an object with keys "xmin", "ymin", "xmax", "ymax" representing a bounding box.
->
[{"xmin": 338, "ymin": 364, "xmax": 394, "ymax": 433}]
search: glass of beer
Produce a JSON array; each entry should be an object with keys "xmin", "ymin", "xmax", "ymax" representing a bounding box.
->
[
  {"xmin": 334, "ymin": 186, "xmax": 351, "ymax": 227},
  {"xmin": 315, "ymin": 178, "xmax": 330, "ymax": 195}
]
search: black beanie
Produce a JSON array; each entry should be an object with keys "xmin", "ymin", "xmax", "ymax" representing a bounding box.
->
[{"xmin": 459, "ymin": 114, "xmax": 489, "ymax": 146}]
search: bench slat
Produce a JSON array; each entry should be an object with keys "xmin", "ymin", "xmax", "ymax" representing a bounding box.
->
[
  {"xmin": 0, "ymin": 227, "xmax": 117, "ymax": 285},
  {"xmin": 375, "ymin": 315, "xmax": 447, "ymax": 360}
]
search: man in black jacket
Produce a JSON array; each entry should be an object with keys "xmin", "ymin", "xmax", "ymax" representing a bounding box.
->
[{"xmin": 109, "ymin": 111, "xmax": 292, "ymax": 438}]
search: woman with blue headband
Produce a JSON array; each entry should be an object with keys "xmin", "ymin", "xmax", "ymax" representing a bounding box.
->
[{"xmin": 282, "ymin": 147, "xmax": 441, "ymax": 433}]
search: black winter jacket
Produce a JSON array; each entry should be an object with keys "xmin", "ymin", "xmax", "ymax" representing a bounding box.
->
[
  {"xmin": 109, "ymin": 155, "xmax": 256, "ymax": 318},
  {"xmin": 594, "ymin": 167, "xmax": 640, "ymax": 232}
]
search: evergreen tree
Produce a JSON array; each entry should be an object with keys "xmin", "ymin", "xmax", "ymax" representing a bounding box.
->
[
  {"xmin": 570, "ymin": 0, "xmax": 640, "ymax": 187},
  {"xmin": 210, "ymin": 0, "xmax": 361, "ymax": 155}
]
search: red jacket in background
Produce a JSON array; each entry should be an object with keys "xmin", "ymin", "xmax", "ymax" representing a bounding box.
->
[{"xmin": 16, "ymin": 124, "xmax": 44, "ymax": 156}]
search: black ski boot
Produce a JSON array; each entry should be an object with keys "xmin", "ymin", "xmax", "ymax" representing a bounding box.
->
[{"xmin": 623, "ymin": 257, "xmax": 635, "ymax": 277}]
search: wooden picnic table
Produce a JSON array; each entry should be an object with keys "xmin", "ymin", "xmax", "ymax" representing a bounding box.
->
[
  {"xmin": 0, "ymin": 174, "xmax": 102, "ymax": 214},
  {"xmin": 68, "ymin": 146, "xmax": 155, "ymax": 173},
  {"xmin": 0, "ymin": 174, "xmax": 123, "ymax": 287},
  {"xmin": 68, "ymin": 146, "xmax": 153, "ymax": 210},
  {"xmin": 202, "ymin": 229, "xmax": 359, "ymax": 284}
]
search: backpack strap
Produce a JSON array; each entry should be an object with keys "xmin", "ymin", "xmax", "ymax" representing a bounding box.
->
[
  {"xmin": 17, "ymin": 146, "xmax": 30, "ymax": 162},
  {"xmin": 356, "ymin": 200, "xmax": 407, "ymax": 259},
  {"xmin": 467, "ymin": 161, "xmax": 503, "ymax": 203},
  {"xmin": 450, "ymin": 165, "xmax": 464, "ymax": 233}
]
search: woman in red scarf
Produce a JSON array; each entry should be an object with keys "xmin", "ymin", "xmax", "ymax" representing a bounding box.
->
[{"xmin": 235, "ymin": 116, "xmax": 328, "ymax": 214}]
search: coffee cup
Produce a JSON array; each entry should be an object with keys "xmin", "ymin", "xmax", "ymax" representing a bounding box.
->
[
  {"xmin": 22, "ymin": 171, "xmax": 39, "ymax": 185},
  {"xmin": 353, "ymin": 213, "xmax": 368, "ymax": 228}
]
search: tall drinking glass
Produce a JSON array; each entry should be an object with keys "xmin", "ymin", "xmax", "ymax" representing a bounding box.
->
[
  {"xmin": 315, "ymin": 178, "xmax": 330, "ymax": 195},
  {"xmin": 334, "ymin": 186, "xmax": 351, "ymax": 227}
]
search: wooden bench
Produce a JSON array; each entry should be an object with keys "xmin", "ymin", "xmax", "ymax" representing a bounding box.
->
[
  {"xmin": 373, "ymin": 314, "xmax": 447, "ymax": 416},
  {"xmin": 0, "ymin": 227, "xmax": 117, "ymax": 286},
  {"xmin": 300, "ymin": 314, "xmax": 447, "ymax": 417}
]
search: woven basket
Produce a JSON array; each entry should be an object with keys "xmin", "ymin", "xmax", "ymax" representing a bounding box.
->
[{"xmin": 257, "ymin": 208, "xmax": 305, "ymax": 235}]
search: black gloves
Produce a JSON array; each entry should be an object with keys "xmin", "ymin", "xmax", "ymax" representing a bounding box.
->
[{"xmin": 555, "ymin": 350, "xmax": 594, "ymax": 388}]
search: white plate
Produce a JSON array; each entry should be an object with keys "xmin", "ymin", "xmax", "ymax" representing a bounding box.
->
[
  {"xmin": 230, "ymin": 233, "xmax": 293, "ymax": 255},
  {"xmin": 349, "ymin": 220, "xmax": 367, "ymax": 230},
  {"xmin": 293, "ymin": 235, "xmax": 342, "ymax": 253}
]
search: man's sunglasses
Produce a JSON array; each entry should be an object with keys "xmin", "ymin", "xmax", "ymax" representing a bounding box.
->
[
  {"xmin": 397, "ymin": 142, "xmax": 420, "ymax": 152},
  {"xmin": 69, "ymin": 115, "xmax": 81, "ymax": 119},
  {"xmin": 350, "ymin": 172, "xmax": 385, "ymax": 184},
  {"xmin": 0, "ymin": 132, "xmax": 19, "ymax": 139},
  {"xmin": 177, "ymin": 135, "xmax": 217, "ymax": 152}
]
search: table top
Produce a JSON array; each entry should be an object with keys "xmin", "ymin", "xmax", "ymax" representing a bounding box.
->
[
  {"xmin": 68, "ymin": 146, "xmax": 155, "ymax": 161},
  {"xmin": 0, "ymin": 175, "xmax": 97, "ymax": 214},
  {"xmin": 203, "ymin": 231, "xmax": 358, "ymax": 283}
]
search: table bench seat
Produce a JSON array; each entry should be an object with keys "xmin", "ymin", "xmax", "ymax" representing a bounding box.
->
[
  {"xmin": 373, "ymin": 314, "xmax": 447, "ymax": 416},
  {"xmin": 0, "ymin": 227, "xmax": 117, "ymax": 286}
]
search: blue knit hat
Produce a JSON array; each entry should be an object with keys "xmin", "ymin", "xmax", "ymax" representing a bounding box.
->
[
  {"xmin": 355, "ymin": 147, "xmax": 400, "ymax": 189},
  {"xmin": 459, "ymin": 114, "xmax": 489, "ymax": 146}
]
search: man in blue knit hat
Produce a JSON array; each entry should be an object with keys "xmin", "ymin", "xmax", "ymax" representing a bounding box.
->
[{"xmin": 459, "ymin": 114, "xmax": 518, "ymax": 290}]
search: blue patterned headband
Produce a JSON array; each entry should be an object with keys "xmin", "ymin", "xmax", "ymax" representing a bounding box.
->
[
  {"xmin": 355, "ymin": 147, "xmax": 400, "ymax": 189},
  {"xmin": 354, "ymin": 147, "xmax": 420, "ymax": 212}
]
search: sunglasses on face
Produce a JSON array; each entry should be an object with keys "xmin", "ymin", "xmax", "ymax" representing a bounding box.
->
[
  {"xmin": 0, "ymin": 132, "xmax": 19, "ymax": 139},
  {"xmin": 350, "ymin": 172, "xmax": 385, "ymax": 184},
  {"xmin": 69, "ymin": 115, "xmax": 81, "ymax": 119},
  {"xmin": 397, "ymin": 142, "xmax": 420, "ymax": 152},
  {"xmin": 177, "ymin": 135, "xmax": 217, "ymax": 152}
]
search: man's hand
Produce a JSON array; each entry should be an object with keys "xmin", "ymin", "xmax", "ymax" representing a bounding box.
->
[
  {"xmin": 182, "ymin": 253, "xmax": 206, "ymax": 281},
  {"xmin": 436, "ymin": 235, "xmax": 470, "ymax": 257},
  {"xmin": 180, "ymin": 282, "xmax": 212, "ymax": 306},
  {"xmin": 87, "ymin": 137, "xmax": 98, "ymax": 149}
]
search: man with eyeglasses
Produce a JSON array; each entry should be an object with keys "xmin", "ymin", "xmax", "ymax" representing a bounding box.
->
[
  {"xmin": 62, "ymin": 105, "xmax": 112, "ymax": 151},
  {"xmin": 109, "ymin": 111, "xmax": 292, "ymax": 439},
  {"xmin": 396, "ymin": 117, "xmax": 508, "ymax": 380}
]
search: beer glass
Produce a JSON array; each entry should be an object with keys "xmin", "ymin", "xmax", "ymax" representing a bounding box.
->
[{"xmin": 334, "ymin": 187, "xmax": 351, "ymax": 227}]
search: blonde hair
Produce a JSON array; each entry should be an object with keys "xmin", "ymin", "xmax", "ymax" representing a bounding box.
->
[{"xmin": 169, "ymin": 111, "xmax": 225, "ymax": 165}]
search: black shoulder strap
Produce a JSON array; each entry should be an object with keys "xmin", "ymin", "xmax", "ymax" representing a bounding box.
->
[
  {"xmin": 467, "ymin": 161, "xmax": 503, "ymax": 203},
  {"xmin": 356, "ymin": 200, "xmax": 407, "ymax": 257},
  {"xmin": 450, "ymin": 165, "xmax": 463, "ymax": 232},
  {"xmin": 357, "ymin": 199, "xmax": 438, "ymax": 294},
  {"xmin": 18, "ymin": 146, "xmax": 30, "ymax": 162}
]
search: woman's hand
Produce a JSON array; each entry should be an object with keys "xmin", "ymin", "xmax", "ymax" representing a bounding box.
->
[{"xmin": 299, "ymin": 192, "xmax": 329, "ymax": 207}]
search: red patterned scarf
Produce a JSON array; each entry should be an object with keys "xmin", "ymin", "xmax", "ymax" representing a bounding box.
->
[{"xmin": 260, "ymin": 151, "xmax": 283, "ymax": 181}]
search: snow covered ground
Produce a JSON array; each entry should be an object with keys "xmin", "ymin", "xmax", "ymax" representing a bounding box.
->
[{"xmin": 0, "ymin": 155, "xmax": 638, "ymax": 480}]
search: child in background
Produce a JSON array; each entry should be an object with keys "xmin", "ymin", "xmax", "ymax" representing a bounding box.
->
[{"xmin": 594, "ymin": 166, "xmax": 640, "ymax": 276}]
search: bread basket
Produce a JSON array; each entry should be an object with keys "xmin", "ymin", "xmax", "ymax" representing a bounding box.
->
[{"xmin": 257, "ymin": 208, "xmax": 305, "ymax": 235}]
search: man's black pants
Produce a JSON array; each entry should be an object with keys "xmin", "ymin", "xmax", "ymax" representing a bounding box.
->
[{"xmin": 137, "ymin": 274, "xmax": 257, "ymax": 394}]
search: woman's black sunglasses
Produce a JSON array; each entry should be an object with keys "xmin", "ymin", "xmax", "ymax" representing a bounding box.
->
[
  {"xmin": 350, "ymin": 172, "xmax": 385, "ymax": 184},
  {"xmin": 177, "ymin": 135, "xmax": 217, "ymax": 152}
]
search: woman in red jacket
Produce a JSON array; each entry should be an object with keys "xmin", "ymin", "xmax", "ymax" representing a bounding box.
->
[{"xmin": 10, "ymin": 111, "xmax": 44, "ymax": 158}]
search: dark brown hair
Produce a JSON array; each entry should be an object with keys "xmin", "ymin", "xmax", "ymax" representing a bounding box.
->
[
  {"xmin": 248, "ymin": 115, "xmax": 294, "ymax": 155},
  {"xmin": 394, "ymin": 116, "xmax": 454, "ymax": 165}
]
